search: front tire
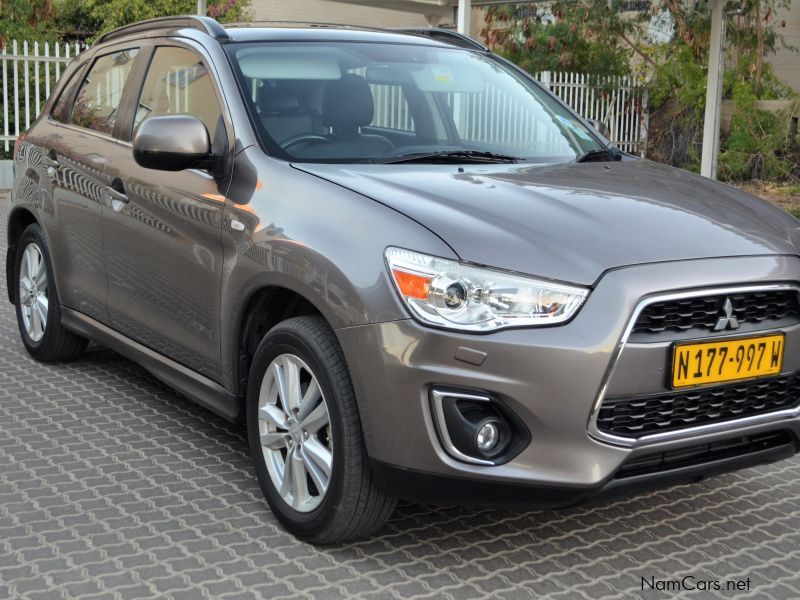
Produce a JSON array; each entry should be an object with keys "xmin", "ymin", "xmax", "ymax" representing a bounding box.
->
[
  {"xmin": 247, "ymin": 316, "xmax": 396, "ymax": 544},
  {"xmin": 14, "ymin": 223, "xmax": 88, "ymax": 362}
]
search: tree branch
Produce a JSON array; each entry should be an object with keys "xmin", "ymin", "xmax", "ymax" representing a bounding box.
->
[{"xmin": 618, "ymin": 30, "xmax": 659, "ymax": 68}]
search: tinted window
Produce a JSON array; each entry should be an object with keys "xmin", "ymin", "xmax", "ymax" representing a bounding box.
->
[
  {"xmin": 71, "ymin": 49, "xmax": 138, "ymax": 135},
  {"xmin": 51, "ymin": 64, "xmax": 86, "ymax": 124},
  {"xmin": 133, "ymin": 47, "xmax": 222, "ymax": 140}
]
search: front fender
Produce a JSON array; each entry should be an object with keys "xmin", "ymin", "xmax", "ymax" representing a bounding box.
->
[{"xmin": 218, "ymin": 150, "xmax": 456, "ymax": 391}]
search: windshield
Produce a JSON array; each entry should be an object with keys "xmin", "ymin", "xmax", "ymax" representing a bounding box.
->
[{"xmin": 226, "ymin": 41, "xmax": 605, "ymax": 164}]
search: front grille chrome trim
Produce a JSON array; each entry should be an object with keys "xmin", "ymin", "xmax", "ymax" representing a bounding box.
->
[{"xmin": 588, "ymin": 283, "xmax": 800, "ymax": 448}]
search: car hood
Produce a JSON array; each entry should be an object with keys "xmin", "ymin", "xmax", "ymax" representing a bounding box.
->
[{"xmin": 293, "ymin": 159, "xmax": 800, "ymax": 285}]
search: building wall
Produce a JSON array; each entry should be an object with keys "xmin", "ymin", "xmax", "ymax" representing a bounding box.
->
[
  {"xmin": 251, "ymin": 0, "xmax": 436, "ymax": 28},
  {"xmin": 768, "ymin": 6, "xmax": 800, "ymax": 92}
]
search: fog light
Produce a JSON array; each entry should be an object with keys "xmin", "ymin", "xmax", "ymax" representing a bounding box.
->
[
  {"xmin": 475, "ymin": 418, "xmax": 501, "ymax": 454},
  {"xmin": 431, "ymin": 389, "xmax": 529, "ymax": 465}
]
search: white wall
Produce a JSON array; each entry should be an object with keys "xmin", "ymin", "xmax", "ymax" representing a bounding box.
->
[
  {"xmin": 768, "ymin": 6, "xmax": 800, "ymax": 92},
  {"xmin": 251, "ymin": 0, "xmax": 434, "ymax": 28}
]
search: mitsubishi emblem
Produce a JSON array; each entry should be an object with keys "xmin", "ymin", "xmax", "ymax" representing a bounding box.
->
[{"xmin": 714, "ymin": 297, "xmax": 740, "ymax": 331}]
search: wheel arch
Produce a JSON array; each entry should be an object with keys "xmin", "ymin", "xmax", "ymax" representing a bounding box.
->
[
  {"xmin": 234, "ymin": 284, "xmax": 329, "ymax": 396},
  {"xmin": 5, "ymin": 206, "xmax": 40, "ymax": 304}
]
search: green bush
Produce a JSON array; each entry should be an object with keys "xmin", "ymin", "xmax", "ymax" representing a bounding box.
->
[
  {"xmin": 57, "ymin": 0, "xmax": 252, "ymax": 41},
  {"xmin": 719, "ymin": 83, "xmax": 798, "ymax": 182}
]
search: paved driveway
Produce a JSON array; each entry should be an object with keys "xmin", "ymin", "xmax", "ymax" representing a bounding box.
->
[{"xmin": 2, "ymin": 191, "xmax": 800, "ymax": 599}]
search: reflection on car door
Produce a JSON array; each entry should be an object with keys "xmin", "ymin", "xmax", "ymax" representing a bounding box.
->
[
  {"xmin": 39, "ymin": 47, "xmax": 139, "ymax": 324},
  {"xmin": 102, "ymin": 44, "xmax": 230, "ymax": 382}
]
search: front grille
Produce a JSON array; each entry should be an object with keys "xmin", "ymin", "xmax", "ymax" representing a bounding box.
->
[
  {"xmin": 596, "ymin": 372, "xmax": 800, "ymax": 437},
  {"xmin": 632, "ymin": 290, "xmax": 800, "ymax": 336},
  {"xmin": 614, "ymin": 430, "xmax": 795, "ymax": 479}
]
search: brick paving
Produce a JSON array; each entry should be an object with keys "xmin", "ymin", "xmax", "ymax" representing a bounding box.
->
[{"xmin": 2, "ymin": 191, "xmax": 800, "ymax": 599}]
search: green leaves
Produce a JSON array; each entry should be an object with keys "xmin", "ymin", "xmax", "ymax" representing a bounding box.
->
[
  {"xmin": 719, "ymin": 84, "xmax": 798, "ymax": 182},
  {"xmin": 1, "ymin": 0, "xmax": 254, "ymax": 43},
  {"xmin": 481, "ymin": 1, "xmax": 632, "ymax": 77},
  {"xmin": 85, "ymin": 0, "xmax": 252, "ymax": 41}
]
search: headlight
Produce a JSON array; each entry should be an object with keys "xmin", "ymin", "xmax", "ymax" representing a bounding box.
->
[{"xmin": 385, "ymin": 247, "xmax": 589, "ymax": 332}]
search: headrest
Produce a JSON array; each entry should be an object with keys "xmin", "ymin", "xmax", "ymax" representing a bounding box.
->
[{"xmin": 321, "ymin": 74, "xmax": 374, "ymax": 135}]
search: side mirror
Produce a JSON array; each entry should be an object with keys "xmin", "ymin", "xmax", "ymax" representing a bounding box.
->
[
  {"xmin": 586, "ymin": 118, "xmax": 611, "ymax": 140},
  {"xmin": 133, "ymin": 115, "xmax": 212, "ymax": 171}
]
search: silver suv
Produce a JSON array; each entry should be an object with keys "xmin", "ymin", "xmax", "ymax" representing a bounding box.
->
[{"xmin": 7, "ymin": 16, "xmax": 800, "ymax": 544}]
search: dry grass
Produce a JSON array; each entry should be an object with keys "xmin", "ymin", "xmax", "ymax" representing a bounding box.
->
[{"xmin": 737, "ymin": 182, "xmax": 800, "ymax": 215}]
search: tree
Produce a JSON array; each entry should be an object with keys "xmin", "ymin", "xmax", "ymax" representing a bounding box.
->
[
  {"xmin": 22, "ymin": 0, "xmax": 252, "ymax": 42},
  {"xmin": 480, "ymin": 2, "xmax": 634, "ymax": 76},
  {"xmin": 645, "ymin": 0, "xmax": 796, "ymax": 177},
  {"xmin": 481, "ymin": 1, "xmax": 797, "ymax": 181},
  {"xmin": 0, "ymin": 0, "xmax": 59, "ymax": 44}
]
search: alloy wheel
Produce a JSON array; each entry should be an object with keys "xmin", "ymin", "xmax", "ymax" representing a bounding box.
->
[
  {"xmin": 258, "ymin": 354, "xmax": 333, "ymax": 513},
  {"xmin": 18, "ymin": 242, "xmax": 48, "ymax": 342}
]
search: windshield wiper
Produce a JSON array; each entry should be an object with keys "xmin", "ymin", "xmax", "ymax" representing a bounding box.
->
[
  {"xmin": 380, "ymin": 150, "xmax": 520, "ymax": 165},
  {"xmin": 574, "ymin": 147, "xmax": 623, "ymax": 163}
]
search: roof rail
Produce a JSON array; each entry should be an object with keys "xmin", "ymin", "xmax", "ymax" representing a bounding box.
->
[
  {"xmin": 394, "ymin": 28, "xmax": 488, "ymax": 52},
  {"xmin": 222, "ymin": 20, "xmax": 382, "ymax": 30},
  {"xmin": 94, "ymin": 15, "xmax": 229, "ymax": 46}
]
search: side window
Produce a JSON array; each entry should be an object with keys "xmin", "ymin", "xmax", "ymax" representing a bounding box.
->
[
  {"xmin": 70, "ymin": 49, "xmax": 139, "ymax": 135},
  {"xmin": 133, "ymin": 46, "xmax": 222, "ymax": 141},
  {"xmin": 51, "ymin": 64, "xmax": 86, "ymax": 124},
  {"xmin": 368, "ymin": 83, "xmax": 414, "ymax": 132}
]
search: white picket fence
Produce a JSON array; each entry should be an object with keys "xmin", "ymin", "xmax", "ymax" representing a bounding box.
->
[
  {"xmin": 1, "ymin": 40, "xmax": 85, "ymax": 152},
  {"xmin": 0, "ymin": 38, "xmax": 648, "ymax": 156}
]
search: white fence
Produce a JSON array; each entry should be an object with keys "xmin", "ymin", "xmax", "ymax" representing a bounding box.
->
[
  {"xmin": 538, "ymin": 71, "xmax": 648, "ymax": 156},
  {"xmin": 1, "ymin": 38, "xmax": 648, "ymax": 156},
  {"xmin": 1, "ymin": 40, "xmax": 84, "ymax": 152},
  {"xmin": 370, "ymin": 70, "xmax": 648, "ymax": 156}
]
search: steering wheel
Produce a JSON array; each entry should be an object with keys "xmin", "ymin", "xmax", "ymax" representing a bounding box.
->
[{"xmin": 281, "ymin": 134, "xmax": 331, "ymax": 151}]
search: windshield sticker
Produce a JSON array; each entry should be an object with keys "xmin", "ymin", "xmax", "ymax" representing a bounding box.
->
[
  {"xmin": 555, "ymin": 115, "xmax": 593, "ymax": 141},
  {"xmin": 430, "ymin": 65, "xmax": 454, "ymax": 83}
]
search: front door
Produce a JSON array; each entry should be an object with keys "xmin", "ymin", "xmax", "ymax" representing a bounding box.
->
[{"xmin": 102, "ymin": 44, "xmax": 230, "ymax": 382}]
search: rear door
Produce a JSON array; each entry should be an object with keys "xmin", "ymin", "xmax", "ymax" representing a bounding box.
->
[
  {"xmin": 102, "ymin": 42, "xmax": 232, "ymax": 382},
  {"xmin": 37, "ymin": 46, "xmax": 140, "ymax": 324}
]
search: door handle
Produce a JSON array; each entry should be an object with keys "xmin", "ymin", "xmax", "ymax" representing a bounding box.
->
[{"xmin": 105, "ymin": 179, "xmax": 129, "ymax": 211}]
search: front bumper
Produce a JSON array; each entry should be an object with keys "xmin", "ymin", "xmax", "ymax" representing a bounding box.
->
[
  {"xmin": 336, "ymin": 255, "xmax": 800, "ymax": 505},
  {"xmin": 368, "ymin": 430, "xmax": 797, "ymax": 508}
]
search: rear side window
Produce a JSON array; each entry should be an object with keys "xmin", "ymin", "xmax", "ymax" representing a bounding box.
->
[
  {"xmin": 133, "ymin": 46, "xmax": 222, "ymax": 141},
  {"xmin": 51, "ymin": 65, "xmax": 85, "ymax": 123},
  {"xmin": 71, "ymin": 48, "xmax": 138, "ymax": 135}
]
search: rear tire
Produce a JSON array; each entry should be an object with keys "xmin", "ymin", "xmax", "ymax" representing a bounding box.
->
[
  {"xmin": 247, "ymin": 316, "xmax": 396, "ymax": 544},
  {"xmin": 14, "ymin": 223, "xmax": 88, "ymax": 362}
]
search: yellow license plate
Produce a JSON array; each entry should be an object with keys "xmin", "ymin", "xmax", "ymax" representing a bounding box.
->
[{"xmin": 672, "ymin": 334, "xmax": 784, "ymax": 388}]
